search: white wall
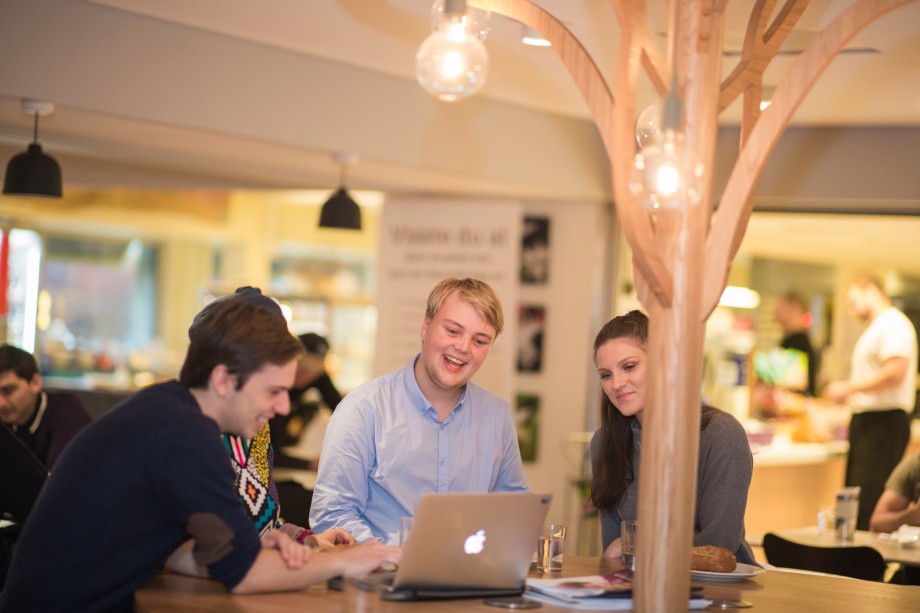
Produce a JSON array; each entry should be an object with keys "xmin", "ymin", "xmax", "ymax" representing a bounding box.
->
[{"xmin": 516, "ymin": 198, "xmax": 612, "ymax": 550}]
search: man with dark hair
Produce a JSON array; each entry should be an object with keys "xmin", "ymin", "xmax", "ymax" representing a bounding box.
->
[
  {"xmin": 0, "ymin": 344, "xmax": 90, "ymax": 470},
  {"xmin": 292, "ymin": 332, "xmax": 343, "ymax": 412},
  {"xmin": 0, "ymin": 288, "xmax": 398, "ymax": 612},
  {"xmin": 774, "ymin": 290, "xmax": 818, "ymax": 396}
]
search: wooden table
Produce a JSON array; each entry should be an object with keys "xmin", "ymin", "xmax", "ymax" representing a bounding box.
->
[
  {"xmin": 776, "ymin": 526, "xmax": 920, "ymax": 566},
  {"xmin": 135, "ymin": 555, "xmax": 920, "ymax": 612}
]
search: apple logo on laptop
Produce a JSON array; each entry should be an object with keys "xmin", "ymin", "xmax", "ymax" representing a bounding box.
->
[{"xmin": 464, "ymin": 529, "xmax": 486, "ymax": 554}]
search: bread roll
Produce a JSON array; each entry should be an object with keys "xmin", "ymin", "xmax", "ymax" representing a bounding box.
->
[{"xmin": 690, "ymin": 545, "xmax": 737, "ymax": 573}]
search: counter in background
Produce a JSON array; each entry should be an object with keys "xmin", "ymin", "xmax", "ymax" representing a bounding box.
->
[
  {"xmin": 746, "ymin": 418, "xmax": 920, "ymax": 539},
  {"xmin": 746, "ymin": 440, "xmax": 847, "ymax": 538}
]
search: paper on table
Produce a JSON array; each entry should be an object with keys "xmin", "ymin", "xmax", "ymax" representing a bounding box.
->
[
  {"xmin": 525, "ymin": 575, "xmax": 711, "ymax": 611},
  {"xmin": 880, "ymin": 525, "xmax": 920, "ymax": 546},
  {"xmin": 897, "ymin": 525, "xmax": 920, "ymax": 546}
]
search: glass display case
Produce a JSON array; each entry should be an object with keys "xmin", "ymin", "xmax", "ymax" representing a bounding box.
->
[{"xmin": 270, "ymin": 250, "xmax": 377, "ymax": 393}]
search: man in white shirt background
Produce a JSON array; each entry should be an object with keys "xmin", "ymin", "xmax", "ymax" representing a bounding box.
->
[{"xmin": 826, "ymin": 273, "xmax": 919, "ymax": 530}]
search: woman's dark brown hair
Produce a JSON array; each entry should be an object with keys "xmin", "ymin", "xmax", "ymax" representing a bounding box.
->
[{"xmin": 590, "ymin": 310, "xmax": 647, "ymax": 511}]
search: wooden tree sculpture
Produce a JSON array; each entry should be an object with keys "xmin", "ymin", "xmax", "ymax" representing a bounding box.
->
[{"xmin": 458, "ymin": 0, "xmax": 918, "ymax": 610}]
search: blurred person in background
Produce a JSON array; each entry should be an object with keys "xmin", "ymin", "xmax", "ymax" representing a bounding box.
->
[
  {"xmin": 270, "ymin": 333, "xmax": 343, "ymax": 460},
  {"xmin": 869, "ymin": 449, "xmax": 920, "ymax": 584},
  {"xmin": 0, "ymin": 344, "xmax": 90, "ymax": 470},
  {"xmin": 774, "ymin": 289, "xmax": 818, "ymax": 397},
  {"xmin": 826, "ymin": 273, "xmax": 918, "ymax": 530}
]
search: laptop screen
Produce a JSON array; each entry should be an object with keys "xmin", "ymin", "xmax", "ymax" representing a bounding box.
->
[{"xmin": 392, "ymin": 492, "xmax": 552, "ymax": 592}]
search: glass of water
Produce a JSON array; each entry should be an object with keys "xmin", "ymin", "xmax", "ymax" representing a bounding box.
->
[
  {"xmin": 621, "ymin": 519, "xmax": 638, "ymax": 572},
  {"xmin": 537, "ymin": 524, "xmax": 567, "ymax": 573}
]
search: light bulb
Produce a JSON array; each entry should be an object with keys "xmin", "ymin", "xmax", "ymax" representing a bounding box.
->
[
  {"xmin": 416, "ymin": 15, "xmax": 489, "ymax": 102},
  {"xmin": 636, "ymin": 103, "xmax": 663, "ymax": 149},
  {"xmin": 628, "ymin": 128, "xmax": 705, "ymax": 213},
  {"xmin": 429, "ymin": 0, "xmax": 491, "ymax": 40}
]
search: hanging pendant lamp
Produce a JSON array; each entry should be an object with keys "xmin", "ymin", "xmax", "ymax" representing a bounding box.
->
[
  {"xmin": 319, "ymin": 153, "xmax": 362, "ymax": 230},
  {"xmin": 3, "ymin": 99, "xmax": 63, "ymax": 199}
]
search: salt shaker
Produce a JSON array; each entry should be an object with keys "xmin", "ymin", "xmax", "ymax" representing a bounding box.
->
[{"xmin": 834, "ymin": 486, "xmax": 860, "ymax": 542}]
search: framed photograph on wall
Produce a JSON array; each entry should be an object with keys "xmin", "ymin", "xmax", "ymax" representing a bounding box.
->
[
  {"xmin": 520, "ymin": 216, "xmax": 550, "ymax": 284},
  {"xmin": 517, "ymin": 305, "xmax": 546, "ymax": 373},
  {"xmin": 515, "ymin": 393, "xmax": 540, "ymax": 463}
]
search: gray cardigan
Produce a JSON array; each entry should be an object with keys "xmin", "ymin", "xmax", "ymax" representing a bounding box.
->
[{"xmin": 590, "ymin": 409, "xmax": 757, "ymax": 565}]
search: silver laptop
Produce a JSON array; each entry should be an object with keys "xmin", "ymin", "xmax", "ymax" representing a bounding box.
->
[{"xmin": 357, "ymin": 492, "xmax": 552, "ymax": 601}]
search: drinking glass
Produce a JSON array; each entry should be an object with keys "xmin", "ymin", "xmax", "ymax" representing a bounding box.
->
[
  {"xmin": 399, "ymin": 516, "xmax": 413, "ymax": 546},
  {"xmin": 817, "ymin": 505, "xmax": 836, "ymax": 534},
  {"xmin": 536, "ymin": 524, "xmax": 567, "ymax": 572},
  {"xmin": 621, "ymin": 519, "xmax": 638, "ymax": 572}
]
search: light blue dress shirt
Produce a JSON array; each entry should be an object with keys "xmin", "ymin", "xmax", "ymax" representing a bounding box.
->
[{"xmin": 309, "ymin": 355, "xmax": 530, "ymax": 544}]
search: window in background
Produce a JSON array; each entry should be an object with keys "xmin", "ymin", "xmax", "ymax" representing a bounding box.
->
[
  {"xmin": 3, "ymin": 228, "xmax": 43, "ymax": 352},
  {"xmin": 38, "ymin": 236, "xmax": 158, "ymax": 387}
]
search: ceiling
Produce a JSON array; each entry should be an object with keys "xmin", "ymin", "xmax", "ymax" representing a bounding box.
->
[
  {"xmin": 83, "ymin": 0, "xmax": 920, "ymax": 126},
  {"xmin": 2, "ymin": 0, "xmax": 918, "ymax": 186},
  {"xmin": 1, "ymin": 0, "xmax": 920, "ymax": 274}
]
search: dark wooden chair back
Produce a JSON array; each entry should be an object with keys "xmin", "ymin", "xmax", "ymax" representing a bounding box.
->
[{"xmin": 762, "ymin": 532, "xmax": 887, "ymax": 582}]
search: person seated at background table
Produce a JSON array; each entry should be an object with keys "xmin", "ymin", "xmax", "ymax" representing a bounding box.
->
[
  {"xmin": 870, "ymin": 449, "xmax": 920, "ymax": 585},
  {"xmin": 0, "ymin": 289, "xmax": 398, "ymax": 613},
  {"xmin": 589, "ymin": 310, "xmax": 757, "ymax": 565},
  {"xmin": 310, "ymin": 277, "xmax": 530, "ymax": 544},
  {"xmin": 0, "ymin": 425, "xmax": 48, "ymax": 589},
  {"xmin": 269, "ymin": 332, "xmax": 344, "ymax": 469},
  {"xmin": 869, "ymin": 450, "xmax": 920, "ymax": 534},
  {"xmin": 0, "ymin": 344, "xmax": 90, "ymax": 470},
  {"xmin": 291, "ymin": 332, "xmax": 344, "ymax": 416}
]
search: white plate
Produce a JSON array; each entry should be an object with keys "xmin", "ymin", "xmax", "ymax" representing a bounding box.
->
[{"xmin": 691, "ymin": 563, "xmax": 765, "ymax": 582}]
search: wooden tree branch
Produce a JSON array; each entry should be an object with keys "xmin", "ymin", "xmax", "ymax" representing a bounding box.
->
[
  {"xmin": 610, "ymin": 0, "xmax": 674, "ymax": 306},
  {"xmin": 702, "ymin": 0, "xmax": 917, "ymax": 317},
  {"xmin": 468, "ymin": 0, "xmax": 618, "ymax": 155},
  {"xmin": 471, "ymin": 0, "xmax": 675, "ymax": 305},
  {"xmin": 719, "ymin": 0, "xmax": 808, "ymax": 107}
]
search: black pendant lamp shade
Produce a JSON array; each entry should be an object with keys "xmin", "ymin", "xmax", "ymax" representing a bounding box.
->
[
  {"xmin": 4, "ymin": 143, "xmax": 62, "ymax": 198},
  {"xmin": 318, "ymin": 154, "xmax": 362, "ymax": 230},
  {"xmin": 319, "ymin": 187, "xmax": 362, "ymax": 230},
  {"xmin": 3, "ymin": 100, "xmax": 63, "ymax": 199}
]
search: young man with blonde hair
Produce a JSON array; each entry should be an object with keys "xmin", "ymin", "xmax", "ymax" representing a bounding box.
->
[{"xmin": 310, "ymin": 277, "xmax": 529, "ymax": 544}]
